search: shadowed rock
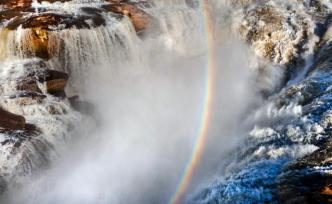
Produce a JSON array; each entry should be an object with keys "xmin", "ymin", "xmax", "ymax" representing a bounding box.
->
[
  {"xmin": 17, "ymin": 77, "xmax": 42, "ymax": 93},
  {"xmin": 39, "ymin": 70, "xmax": 68, "ymax": 94},
  {"xmin": 0, "ymin": 108, "xmax": 26, "ymax": 130}
]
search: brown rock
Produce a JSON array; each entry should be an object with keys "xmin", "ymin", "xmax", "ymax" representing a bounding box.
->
[
  {"xmin": 322, "ymin": 186, "xmax": 332, "ymax": 196},
  {"xmin": 46, "ymin": 79, "xmax": 67, "ymax": 93},
  {"xmin": 6, "ymin": 13, "xmax": 105, "ymax": 30},
  {"xmin": 0, "ymin": 108, "xmax": 25, "ymax": 130},
  {"xmin": 36, "ymin": 0, "xmax": 70, "ymax": 3},
  {"xmin": 17, "ymin": 77, "xmax": 42, "ymax": 93},
  {"xmin": 37, "ymin": 70, "xmax": 68, "ymax": 94},
  {"xmin": 0, "ymin": 8, "xmax": 29, "ymax": 23},
  {"xmin": 103, "ymin": 3, "xmax": 151, "ymax": 32},
  {"xmin": 0, "ymin": 0, "xmax": 32, "ymax": 9},
  {"xmin": 15, "ymin": 92, "xmax": 46, "ymax": 106},
  {"xmin": 38, "ymin": 70, "xmax": 69, "ymax": 94},
  {"xmin": 18, "ymin": 69, "xmax": 68, "ymax": 96}
]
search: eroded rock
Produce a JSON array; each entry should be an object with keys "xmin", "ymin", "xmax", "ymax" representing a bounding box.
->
[
  {"xmin": 103, "ymin": 2, "xmax": 152, "ymax": 32},
  {"xmin": 0, "ymin": 108, "xmax": 25, "ymax": 130},
  {"xmin": 235, "ymin": 1, "xmax": 320, "ymax": 67}
]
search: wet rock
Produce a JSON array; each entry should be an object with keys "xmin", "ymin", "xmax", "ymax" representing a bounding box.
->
[
  {"xmin": 30, "ymin": 69, "xmax": 69, "ymax": 95},
  {"xmin": 0, "ymin": 123, "xmax": 40, "ymax": 149},
  {"xmin": 103, "ymin": 2, "xmax": 152, "ymax": 32},
  {"xmin": 289, "ymin": 139, "xmax": 332, "ymax": 169},
  {"xmin": 278, "ymin": 169, "xmax": 332, "ymax": 204},
  {"xmin": 236, "ymin": 1, "xmax": 319, "ymax": 67},
  {"xmin": 0, "ymin": 0, "xmax": 32, "ymax": 9},
  {"xmin": 0, "ymin": 8, "xmax": 30, "ymax": 23},
  {"xmin": 15, "ymin": 92, "xmax": 46, "ymax": 106},
  {"xmin": 276, "ymin": 130, "xmax": 332, "ymax": 203},
  {"xmin": 46, "ymin": 78, "xmax": 67, "ymax": 94},
  {"xmin": 40, "ymin": 70, "xmax": 69, "ymax": 94},
  {"xmin": 0, "ymin": 108, "xmax": 25, "ymax": 130},
  {"xmin": 4, "ymin": 12, "xmax": 106, "ymax": 59},
  {"xmin": 17, "ymin": 66, "xmax": 69, "ymax": 96},
  {"xmin": 17, "ymin": 77, "xmax": 42, "ymax": 93},
  {"xmin": 6, "ymin": 13, "xmax": 106, "ymax": 30}
]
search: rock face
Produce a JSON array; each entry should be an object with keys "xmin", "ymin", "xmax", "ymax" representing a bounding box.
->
[{"xmin": 0, "ymin": 109, "xmax": 25, "ymax": 130}]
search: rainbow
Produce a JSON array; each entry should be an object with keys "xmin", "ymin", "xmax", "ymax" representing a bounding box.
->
[{"xmin": 169, "ymin": 1, "xmax": 217, "ymax": 204}]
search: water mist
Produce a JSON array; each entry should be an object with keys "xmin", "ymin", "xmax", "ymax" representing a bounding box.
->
[{"xmin": 2, "ymin": 1, "xmax": 265, "ymax": 203}]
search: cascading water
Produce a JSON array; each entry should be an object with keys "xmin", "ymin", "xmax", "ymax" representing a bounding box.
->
[{"xmin": 1, "ymin": 0, "xmax": 332, "ymax": 203}]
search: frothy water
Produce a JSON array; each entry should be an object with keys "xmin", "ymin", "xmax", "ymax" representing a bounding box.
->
[{"xmin": 1, "ymin": 0, "xmax": 330, "ymax": 203}]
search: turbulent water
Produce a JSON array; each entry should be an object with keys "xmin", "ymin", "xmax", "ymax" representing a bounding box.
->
[{"xmin": 1, "ymin": 0, "xmax": 332, "ymax": 203}]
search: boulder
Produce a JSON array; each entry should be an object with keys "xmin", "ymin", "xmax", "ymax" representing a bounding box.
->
[
  {"xmin": 37, "ymin": 70, "xmax": 69, "ymax": 94},
  {"xmin": 0, "ymin": 108, "xmax": 25, "ymax": 130},
  {"xmin": 34, "ymin": 69, "xmax": 68, "ymax": 95},
  {"xmin": 18, "ymin": 69, "xmax": 69, "ymax": 96}
]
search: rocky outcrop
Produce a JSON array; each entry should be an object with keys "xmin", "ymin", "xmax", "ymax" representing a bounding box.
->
[
  {"xmin": 0, "ymin": 57, "xmax": 78, "ymax": 194},
  {"xmin": 0, "ymin": 0, "xmax": 32, "ymax": 9},
  {"xmin": 6, "ymin": 13, "xmax": 106, "ymax": 30},
  {"xmin": 0, "ymin": 0, "xmax": 149, "ymax": 199},
  {"xmin": 16, "ymin": 64, "xmax": 68, "ymax": 96},
  {"xmin": 0, "ymin": 0, "xmax": 152, "ymax": 59},
  {"xmin": 234, "ymin": 0, "xmax": 331, "ymax": 71},
  {"xmin": 0, "ymin": 109, "xmax": 25, "ymax": 130},
  {"xmin": 103, "ymin": 2, "xmax": 152, "ymax": 32},
  {"xmin": 277, "ymin": 138, "xmax": 332, "ymax": 203}
]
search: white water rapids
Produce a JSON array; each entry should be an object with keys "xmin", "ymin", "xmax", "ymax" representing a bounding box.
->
[{"xmin": 0, "ymin": 0, "xmax": 330, "ymax": 203}]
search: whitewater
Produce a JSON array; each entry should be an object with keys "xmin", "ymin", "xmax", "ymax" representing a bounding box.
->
[{"xmin": 0, "ymin": 0, "xmax": 332, "ymax": 203}]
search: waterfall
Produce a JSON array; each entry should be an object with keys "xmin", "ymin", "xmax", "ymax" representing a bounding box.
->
[{"xmin": 1, "ymin": 0, "xmax": 331, "ymax": 203}]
